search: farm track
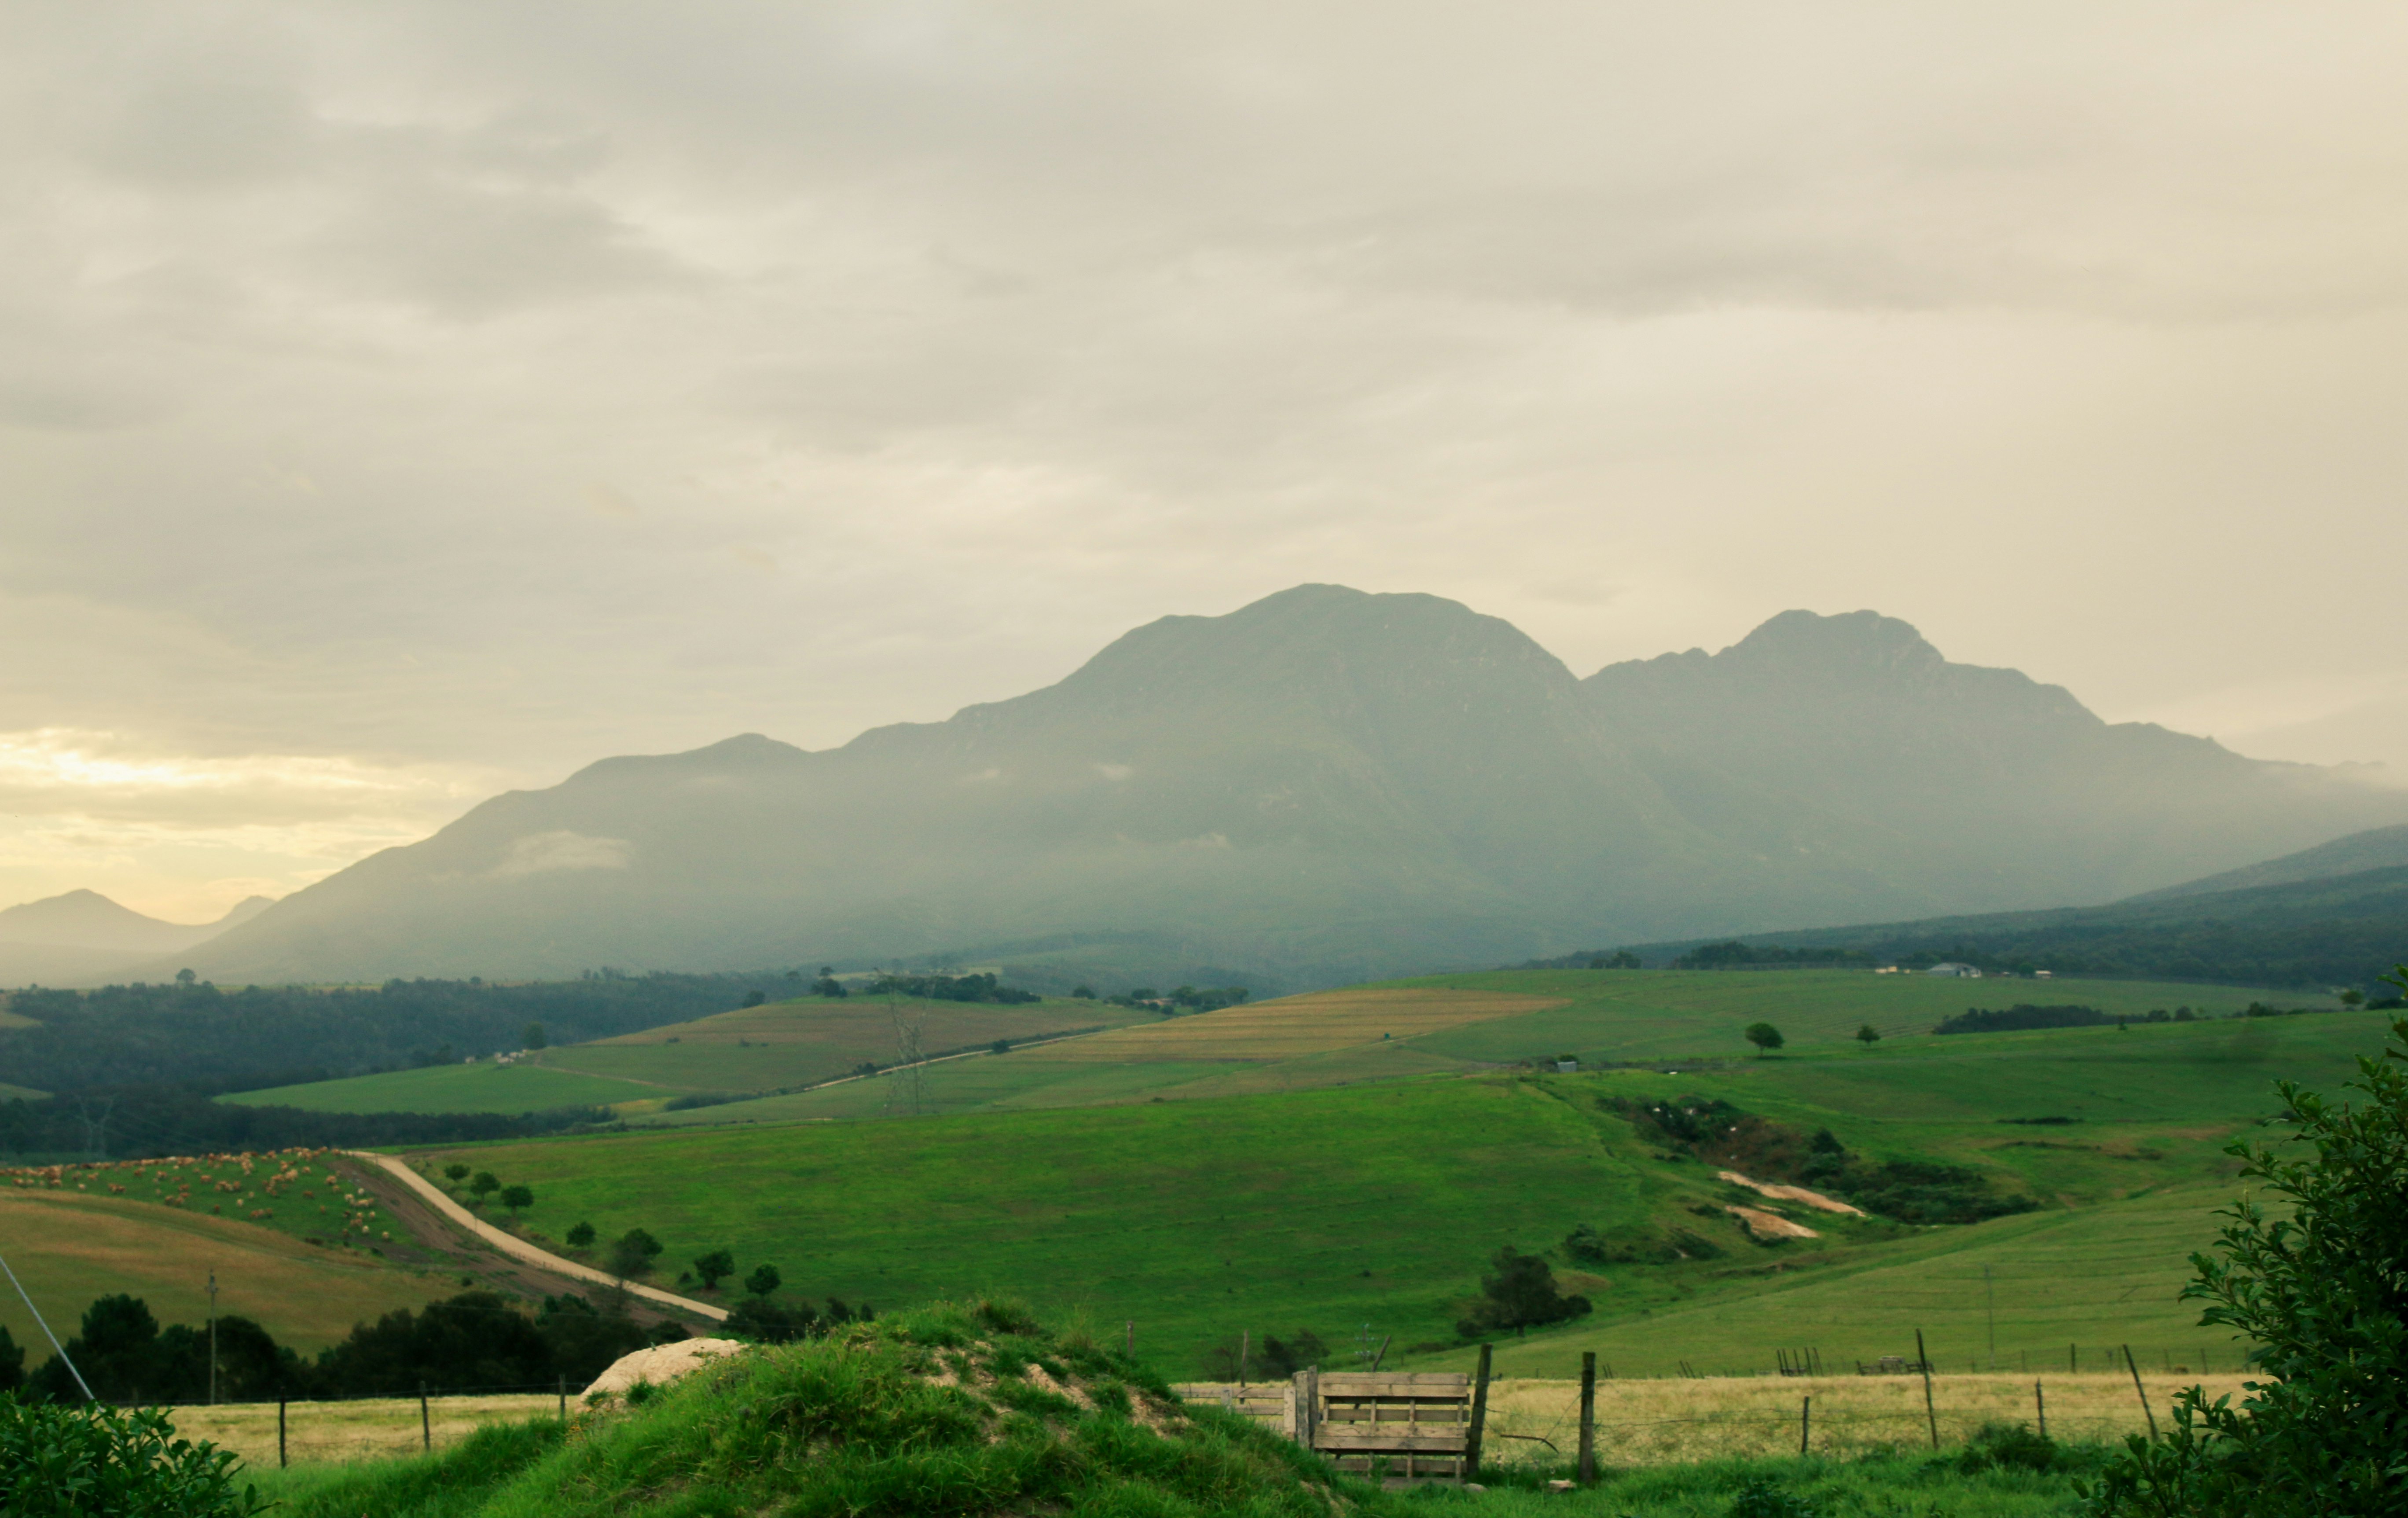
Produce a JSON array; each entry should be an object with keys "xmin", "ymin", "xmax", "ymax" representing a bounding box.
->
[{"xmin": 347, "ymin": 1153, "xmax": 726, "ymax": 1324}]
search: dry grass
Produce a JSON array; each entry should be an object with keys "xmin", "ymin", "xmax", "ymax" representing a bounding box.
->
[
  {"xmin": 1049, "ymin": 989, "xmax": 1564, "ymax": 1063},
  {"xmin": 1476, "ymin": 1371, "xmax": 2247, "ymax": 1467},
  {"xmin": 166, "ymin": 1393, "xmax": 559, "ymax": 1467}
]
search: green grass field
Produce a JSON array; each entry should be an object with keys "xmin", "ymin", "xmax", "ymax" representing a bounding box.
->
[
  {"xmin": 415, "ymin": 977, "xmax": 2397, "ymax": 1380},
  {"xmin": 228, "ymin": 994, "xmax": 1148, "ymax": 1115},
  {"xmin": 642, "ymin": 969, "xmax": 2328, "ymax": 1131},
  {"xmin": 229, "ymin": 1061, "xmax": 669, "ymax": 1115},
  {"xmin": 0, "ymin": 1184, "xmax": 454, "ymax": 1355}
]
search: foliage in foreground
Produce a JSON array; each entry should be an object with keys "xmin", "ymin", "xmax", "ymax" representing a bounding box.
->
[
  {"xmin": 264, "ymin": 1298, "xmax": 1371, "ymax": 1518},
  {"xmin": 2083, "ymin": 995, "xmax": 2408, "ymax": 1516},
  {"xmin": 0, "ymin": 1395, "xmax": 262, "ymax": 1518}
]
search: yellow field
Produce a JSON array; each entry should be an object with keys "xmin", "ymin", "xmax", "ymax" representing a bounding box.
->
[
  {"xmin": 1047, "ymin": 988, "xmax": 1565, "ymax": 1063},
  {"xmin": 0, "ymin": 1188, "xmax": 454, "ymax": 1355},
  {"xmin": 167, "ymin": 1393, "xmax": 558, "ymax": 1467},
  {"xmin": 1477, "ymin": 1371, "xmax": 2243, "ymax": 1467}
]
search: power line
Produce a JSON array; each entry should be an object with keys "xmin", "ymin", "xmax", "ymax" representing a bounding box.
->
[{"xmin": 0, "ymin": 1245, "xmax": 93, "ymax": 1401}]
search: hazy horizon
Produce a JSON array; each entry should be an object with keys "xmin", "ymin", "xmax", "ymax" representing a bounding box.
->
[{"xmin": 7, "ymin": 4, "xmax": 2408, "ymax": 920}]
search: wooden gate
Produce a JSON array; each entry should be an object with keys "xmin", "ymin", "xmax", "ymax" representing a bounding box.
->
[{"xmin": 1179, "ymin": 1346, "xmax": 1493, "ymax": 1487}]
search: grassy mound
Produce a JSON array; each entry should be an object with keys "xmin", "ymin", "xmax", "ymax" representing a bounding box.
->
[{"xmin": 260, "ymin": 1299, "xmax": 1371, "ymax": 1518}]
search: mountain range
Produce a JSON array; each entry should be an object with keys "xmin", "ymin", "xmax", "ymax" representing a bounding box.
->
[{"xmin": 47, "ymin": 585, "xmax": 2408, "ymax": 990}]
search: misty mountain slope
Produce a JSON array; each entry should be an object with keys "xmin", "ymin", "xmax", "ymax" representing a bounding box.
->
[
  {"xmin": 1583, "ymin": 609, "xmax": 2402, "ymax": 909},
  {"xmin": 162, "ymin": 587, "xmax": 2408, "ymax": 988},
  {"xmin": 1625, "ymin": 864, "xmax": 2408, "ymax": 992},
  {"xmin": 2124, "ymin": 823, "xmax": 2408, "ymax": 902},
  {"xmin": 177, "ymin": 587, "xmax": 1755, "ymax": 983}
]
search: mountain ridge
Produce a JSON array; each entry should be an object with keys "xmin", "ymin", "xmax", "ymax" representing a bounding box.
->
[{"xmin": 89, "ymin": 585, "xmax": 2408, "ymax": 990}]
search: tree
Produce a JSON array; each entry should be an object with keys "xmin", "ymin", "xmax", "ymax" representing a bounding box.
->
[
  {"xmin": 1455, "ymin": 1247, "xmax": 1591, "ymax": 1338},
  {"xmin": 2084, "ymin": 986, "xmax": 2408, "ymax": 1517},
  {"xmin": 522, "ymin": 1021, "xmax": 547, "ymax": 1050},
  {"xmin": 174, "ymin": 968, "xmax": 197, "ymax": 986},
  {"xmin": 812, "ymin": 968, "xmax": 848, "ymax": 999},
  {"xmin": 499, "ymin": 1184, "xmax": 534, "ymax": 1217},
  {"xmin": 745, "ymin": 1263, "xmax": 782, "ymax": 1297},
  {"xmin": 607, "ymin": 1228, "xmax": 664, "ymax": 1280},
  {"xmin": 565, "ymin": 1221, "xmax": 596, "ymax": 1249},
  {"xmin": 2339, "ymin": 988, "xmax": 2366, "ymax": 1008},
  {"xmin": 991, "ymin": 1039, "xmax": 1012, "ymax": 1055},
  {"xmin": 1855, "ymin": 1024, "xmax": 1881, "ymax": 1048},
  {"xmin": 1071, "ymin": 985, "xmax": 1096, "ymax": 1000},
  {"xmin": 1744, "ymin": 1022, "xmax": 1784, "ymax": 1056},
  {"xmin": 724, "ymin": 1296, "xmax": 812, "ymax": 1345},
  {"xmin": 468, "ymin": 1171, "xmax": 500, "ymax": 1207},
  {"xmin": 442, "ymin": 1163, "xmax": 470, "ymax": 1185},
  {"xmin": 741, "ymin": 989, "xmax": 767, "ymax": 1008},
  {"xmin": 692, "ymin": 1248, "xmax": 737, "ymax": 1291},
  {"xmin": 0, "ymin": 1324, "xmax": 20, "ymax": 1393}
]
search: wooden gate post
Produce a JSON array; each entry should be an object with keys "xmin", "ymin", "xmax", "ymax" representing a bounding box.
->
[
  {"xmin": 1464, "ymin": 1345, "xmax": 1493, "ymax": 1481},
  {"xmin": 1293, "ymin": 1365, "xmax": 1319, "ymax": 1450},
  {"xmin": 1577, "ymin": 1352, "xmax": 1597, "ymax": 1485}
]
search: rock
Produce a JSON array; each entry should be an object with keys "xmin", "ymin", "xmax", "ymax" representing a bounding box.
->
[
  {"xmin": 1545, "ymin": 1478, "xmax": 1576, "ymax": 1492},
  {"xmin": 583, "ymin": 1337, "xmax": 747, "ymax": 1398}
]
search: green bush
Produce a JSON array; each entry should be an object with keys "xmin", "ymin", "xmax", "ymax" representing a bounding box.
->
[
  {"xmin": 2083, "ymin": 992, "xmax": 2408, "ymax": 1517},
  {"xmin": 0, "ymin": 1396, "xmax": 262, "ymax": 1518}
]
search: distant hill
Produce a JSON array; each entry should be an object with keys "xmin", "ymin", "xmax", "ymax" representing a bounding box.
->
[
  {"xmin": 157, "ymin": 586, "xmax": 2408, "ymax": 988},
  {"xmin": 0, "ymin": 891, "xmax": 273, "ymax": 987},
  {"xmin": 0, "ymin": 888, "xmax": 270, "ymax": 953},
  {"xmin": 1616, "ymin": 862, "xmax": 2408, "ymax": 991}
]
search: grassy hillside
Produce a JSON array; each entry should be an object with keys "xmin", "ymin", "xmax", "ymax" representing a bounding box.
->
[
  {"xmin": 229, "ymin": 994, "xmax": 1145, "ymax": 1115},
  {"xmin": 418, "ymin": 995, "xmax": 2390, "ymax": 1378},
  {"xmin": 0, "ymin": 1185, "xmax": 453, "ymax": 1356},
  {"xmin": 641, "ymin": 969, "xmax": 2308, "ymax": 1129}
]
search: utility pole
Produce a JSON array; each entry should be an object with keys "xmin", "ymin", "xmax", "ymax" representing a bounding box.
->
[{"xmin": 208, "ymin": 1271, "xmax": 220, "ymax": 1406}]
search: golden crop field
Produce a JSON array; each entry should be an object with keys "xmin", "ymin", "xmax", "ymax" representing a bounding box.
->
[
  {"xmin": 168, "ymin": 1393, "xmax": 559, "ymax": 1467},
  {"xmin": 1048, "ymin": 988, "xmax": 1565, "ymax": 1063},
  {"xmin": 1476, "ymin": 1371, "xmax": 2243, "ymax": 1467}
]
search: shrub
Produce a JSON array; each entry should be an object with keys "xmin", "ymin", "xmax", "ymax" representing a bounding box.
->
[
  {"xmin": 0, "ymin": 1396, "xmax": 263, "ymax": 1518},
  {"xmin": 1953, "ymin": 1420, "xmax": 2058, "ymax": 1474},
  {"xmin": 2083, "ymin": 996, "xmax": 2408, "ymax": 1517},
  {"xmin": 606, "ymin": 1227, "xmax": 664, "ymax": 1280},
  {"xmin": 1456, "ymin": 1246, "xmax": 1590, "ymax": 1337},
  {"xmin": 1725, "ymin": 1476, "xmax": 1817, "ymax": 1518}
]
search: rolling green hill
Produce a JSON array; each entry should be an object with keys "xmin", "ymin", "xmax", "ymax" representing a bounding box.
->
[
  {"xmin": 632, "ymin": 969, "xmax": 2307, "ymax": 1129},
  {"xmin": 413, "ymin": 976, "xmax": 2392, "ymax": 1379},
  {"xmin": 230, "ymin": 993, "xmax": 1148, "ymax": 1115}
]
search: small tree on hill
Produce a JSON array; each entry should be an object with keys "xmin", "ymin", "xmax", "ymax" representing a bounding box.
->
[
  {"xmin": 522, "ymin": 1021, "xmax": 546, "ymax": 1050},
  {"xmin": 745, "ymin": 1263, "xmax": 782, "ymax": 1297},
  {"xmin": 1456, "ymin": 1247, "xmax": 1591, "ymax": 1338},
  {"xmin": 565, "ymin": 1221, "xmax": 596, "ymax": 1249},
  {"xmin": 2084, "ymin": 981, "xmax": 2408, "ymax": 1517},
  {"xmin": 692, "ymin": 1248, "xmax": 737, "ymax": 1291},
  {"xmin": 468, "ymin": 1171, "xmax": 500, "ymax": 1207},
  {"xmin": 607, "ymin": 1228, "xmax": 664, "ymax": 1281},
  {"xmin": 442, "ymin": 1163, "xmax": 470, "ymax": 1185},
  {"xmin": 499, "ymin": 1184, "xmax": 533, "ymax": 1217},
  {"xmin": 1856, "ymin": 1024, "xmax": 1881, "ymax": 1048},
  {"xmin": 1745, "ymin": 1022, "xmax": 1785, "ymax": 1057}
]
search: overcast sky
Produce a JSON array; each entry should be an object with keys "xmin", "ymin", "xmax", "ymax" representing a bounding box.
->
[{"xmin": 5, "ymin": 3, "xmax": 2407, "ymax": 921}]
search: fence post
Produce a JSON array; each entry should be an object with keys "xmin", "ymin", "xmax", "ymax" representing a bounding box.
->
[
  {"xmin": 1465, "ymin": 1343, "xmax": 1493, "ymax": 1481},
  {"xmin": 1578, "ymin": 1352, "xmax": 1597, "ymax": 1485},
  {"xmin": 2035, "ymin": 1380, "xmax": 2046, "ymax": 1440},
  {"xmin": 1915, "ymin": 1330, "xmax": 1938, "ymax": 1450},
  {"xmin": 1294, "ymin": 1364, "xmax": 1318, "ymax": 1451},
  {"xmin": 1799, "ymin": 1395, "xmax": 1811, "ymax": 1457},
  {"xmin": 420, "ymin": 1381, "xmax": 431, "ymax": 1452},
  {"xmin": 278, "ymin": 1400, "xmax": 286, "ymax": 1469},
  {"xmin": 2122, "ymin": 1345, "xmax": 2158, "ymax": 1441},
  {"xmin": 558, "ymin": 1374, "xmax": 567, "ymax": 1425}
]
